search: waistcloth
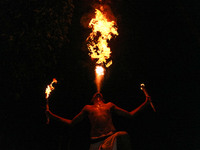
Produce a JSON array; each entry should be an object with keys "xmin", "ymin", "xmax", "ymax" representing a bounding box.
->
[{"xmin": 89, "ymin": 132, "xmax": 119, "ymax": 150}]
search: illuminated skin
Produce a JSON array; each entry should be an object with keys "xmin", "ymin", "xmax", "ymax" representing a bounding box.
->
[{"xmin": 46, "ymin": 93, "xmax": 151, "ymax": 139}]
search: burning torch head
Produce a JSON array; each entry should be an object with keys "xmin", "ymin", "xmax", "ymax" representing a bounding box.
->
[{"xmin": 91, "ymin": 92, "xmax": 104, "ymax": 104}]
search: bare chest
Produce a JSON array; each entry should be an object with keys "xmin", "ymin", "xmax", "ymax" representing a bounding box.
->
[{"xmin": 88, "ymin": 103, "xmax": 112, "ymax": 119}]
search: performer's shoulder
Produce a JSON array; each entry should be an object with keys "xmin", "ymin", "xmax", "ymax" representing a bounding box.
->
[
  {"xmin": 83, "ymin": 104, "xmax": 92, "ymax": 111},
  {"xmin": 106, "ymin": 102, "xmax": 116, "ymax": 108}
]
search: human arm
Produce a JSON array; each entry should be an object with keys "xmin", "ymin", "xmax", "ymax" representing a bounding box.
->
[
  {"xmin": 46, "ymin": 110, "xmax": 72, "ymax": 125},
  {"xmin": 46, "ymin": 105, "xmax": 88, "ymax": 126},
  {"xmin": 111, "ymin": 96, "xmax": 151, "ymax": 118}
]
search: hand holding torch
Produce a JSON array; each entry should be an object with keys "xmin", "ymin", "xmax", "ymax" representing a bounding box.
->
[
  {"xmin": 46, "ymin": 99, "xmax": 50, "ymax": 124},
  {"xmin": 140, "ymin": 83, "xmax": 156, "ymax": 112},
  {"xmin": 45, "ymin": 78, "xmax": 57, "ymax": 124}
]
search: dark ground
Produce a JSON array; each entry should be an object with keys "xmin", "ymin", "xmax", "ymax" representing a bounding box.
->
[{"xmin": 1, "ymin": 0, "xmax": 199, "ymax": 149}]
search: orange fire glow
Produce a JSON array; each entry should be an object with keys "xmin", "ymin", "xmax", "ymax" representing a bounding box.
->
[
  {"xmin": 95, "ymin": 66, "xmax": 104, "ymax": 92},
  {"xmin": 87, "ymin": 8, "xmax": 118, "ymax": 68},
  {"xmin": 45, "ymin": 78, "xmax": 57, "ymax": 99},
  {"xmin": 95, "ymin": 65, "xmax": 105, "ymax": 76}
]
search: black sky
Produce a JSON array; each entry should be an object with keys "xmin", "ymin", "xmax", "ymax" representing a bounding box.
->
[{"xmin": 1, "ymin": 0, "xmax": 199, "ymax": 150}]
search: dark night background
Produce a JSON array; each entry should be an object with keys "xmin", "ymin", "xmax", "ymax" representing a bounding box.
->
[{"xmin": 1, "ymin": 0, "xmax": 199, "ymax": 149}]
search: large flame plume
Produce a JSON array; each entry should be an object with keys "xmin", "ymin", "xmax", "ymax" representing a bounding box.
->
[
  {"xmin": 87, "ymin": 7, "xmax": 118, "ymax": 68},
  {"xmin": 86, "ymin": 4, "xmax": 118, "ymax": 92}
]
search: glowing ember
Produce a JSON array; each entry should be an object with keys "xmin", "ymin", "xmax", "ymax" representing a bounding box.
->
[
  {"xmin": 45, "ymin": 78, "xmax": 57, "ymax": 99},
  {"xmin": 87, "ymin": 8, "xmax": 118, "ymax": 67}
]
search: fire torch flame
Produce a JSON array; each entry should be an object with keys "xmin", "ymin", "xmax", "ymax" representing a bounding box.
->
[
  {"xmin": 45, "ymin": 78, "xmax": 57, "ymax": 99},
  {"xmin": 95, "ymin": 66, "xmax": 104, "ymax": 92},
  {"xmin": 96, "ymin": 65, "xmax": 105, "ymax": 76},
  {"xmin": 86, "ymin": 5, "xmax": 118, "ymax": 92},
  {"xmin": 87, "ymin": 8, "xmax": 118, "ymax": 68}
]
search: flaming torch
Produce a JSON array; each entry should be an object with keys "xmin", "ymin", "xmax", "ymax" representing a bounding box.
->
[
  {"xmin": 45, "ymin": 78, "xmax": 57, "ymax": 124},
  {"xmin": 87, "ymin": 6, "xmax": 118, "ymax": 92}
]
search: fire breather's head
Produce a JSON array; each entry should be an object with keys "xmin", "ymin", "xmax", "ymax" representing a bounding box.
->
[{"xmin": 91, "ymin": 92, "xmax": 104, "ymax": 104}]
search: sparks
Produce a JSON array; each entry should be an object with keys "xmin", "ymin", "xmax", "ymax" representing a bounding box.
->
[{"xmin": 45, "ymin": 78, "xmax": 57, "ymax": 99}]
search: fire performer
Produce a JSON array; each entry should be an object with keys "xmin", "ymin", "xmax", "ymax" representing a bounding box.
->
[{"xmin": 46, "ymin": 92, "xmax": 152, "ymax": 150}]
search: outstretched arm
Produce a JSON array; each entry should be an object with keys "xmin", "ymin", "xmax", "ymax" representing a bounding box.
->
[
  {"xmin": 129, "ymin": 96, "xmax": 150, "ymax": 116},
  {"xmin": 46, "ymin": 110, "xmax": 72, "ymax": 125},
  {"xmin": 46, "ymin": 106, "xmax": 88, "ymax": 126},
  {"xmin": 111, "ymin": 96, "xmax": 151, "ymax": 118}
]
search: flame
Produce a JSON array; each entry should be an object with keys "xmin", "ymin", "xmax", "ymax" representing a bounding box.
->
[
  {"xmin": 45, "ymin": 78, "xmax": 57, "ymax": 99},
  {"xmin": 140, "ymin": 83, "xmax": 145, "ymax": 90},
  {"xmin": 87, "ymin": 8, "xmax": 118, "ymax": 67},
  {"xmin": 95, "ymin": 65, "xmax": 105, "ymax": 76},
  {"xmin": 95, "ymin": 66, "xmax": 104, "ymax": 92}
]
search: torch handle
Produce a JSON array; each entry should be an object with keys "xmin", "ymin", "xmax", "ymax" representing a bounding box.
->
[
  {"xmin": 46, "ymin": 99, "xmax": 50, "ymax": 124},
  {"xmin": 141, "ymin": 86, "xmax": 156, "ymax": 112},
  {"xmin": 150, "ymin": 101, "xmax": 156, "ymax": 112}
]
